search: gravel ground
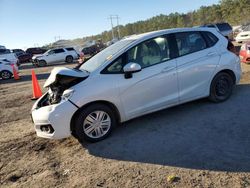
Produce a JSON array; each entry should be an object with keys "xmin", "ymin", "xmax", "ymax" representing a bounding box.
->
[{"xmin": 0, "ymin": 61, "xmax": 250, "ymax": 188}]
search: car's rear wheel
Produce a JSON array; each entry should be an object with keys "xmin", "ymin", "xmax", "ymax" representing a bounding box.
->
[
  {"xmin": 209, "ymin": 72, "xmax": 234, "ymax": 102},
  {"xmin": 66, "ymin": 56, "xmax": 73, "ymax": 63},
  {"xmin": 74, "ymin": 104, "xmax": 116, "ymax": 142},
  {"xmin": 38, "ymin": 60, "xmax": 47, "ymax": 67},
  {"xmin": 0, "ymin": 70, "xmax": 12, "ymax": 80}
]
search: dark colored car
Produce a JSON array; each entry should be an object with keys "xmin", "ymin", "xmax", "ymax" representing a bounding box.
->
[
  {"xmin": 26, "ymin": 48, "xmax": 47, "ymax": 55},
  {"xmin": 12, "ymin": 49, "xmax": 25, "ymax": 56},
  {"xmin": 202, "ymin": 22, "xmax": 233, "ymax": 40},
  {"xmin": 17, "ymin": 53, "xmax": 33, "ymax": 64},
  {"xmin": 81, "ymin": 42, "xmax": 105, "ymax": 59}
]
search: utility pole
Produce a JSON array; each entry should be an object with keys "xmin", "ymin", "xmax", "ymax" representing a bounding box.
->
[
  {"xmin": 54, "ymin": 36, "xmax": 61, "ymax": 42},
  {"xmin": 108, "ymin": 15, "xmax": 115, "ymax": 40},
  {"xmin": 115, "ymin": 15, "xmax": 120, "ymax": 39},
  {"xmin": 108, "ymin": 15, "xmax": 120, "ymax": 40}
]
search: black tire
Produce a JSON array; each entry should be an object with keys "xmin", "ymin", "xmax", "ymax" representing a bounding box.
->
[
  {"xmin": 65, "ymin": 56, "xmax": 73, "ymax": 63},
  {"xmin": 0, "ymin": 70, "xmax": 12, "ymax": 80},
  {"xmin": 38, "ymin": 60, "xmax": 47, "ymax": 67},
  {"xmin": 209, "ymin": 72, "xmax": 234, "ymax": 103},
  {"xmin": 74, "ymin": 104, "xmax": 116, "ymax": 143}
]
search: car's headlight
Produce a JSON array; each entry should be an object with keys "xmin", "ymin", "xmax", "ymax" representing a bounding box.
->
[{"xmin": 62, "ymin": 89, "xmax": 74, "ymax": 101}]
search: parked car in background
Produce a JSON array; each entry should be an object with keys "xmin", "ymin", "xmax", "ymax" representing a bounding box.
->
[
  {"xmin": 235, "ymin": 24, "xmax": 250, "ymax": 43},
  {"xmin": 31, "ymin": 27, "xmax": 241, "ymax": 142},
  {"xmin": 0, "ymin": 58, "xmax": 19, "ymax": 79},
  {"xmin": 0, "ymin": 45, "xmax": 6, "ymax": 49},
  {"xmin": 12, "ymin": 49, "xmax": 25, "ymax": 56},
  {"xmin": 26, "ymin": 47, "xmax": 47, "ymax": 56},
  {"xmin": 32, "ymin": 47, "xmax": 79, "ymax": 67},
  {"xmin": 17, "ymin": 53, "xmax": 33, "ymax": 64},
  {"xmin": 0, "ymin": 49, "xmax": 19, "ymax": 66},
  {"xmin": 239, "ymin": 42, "xmax": 250, "ymax": 63},
  {"xmin": 81, "ymin": 40, "xmax": 105, "ymax": 59},
  {"xmin": 202, "ymin": 22, "xmax": 233, "ymax": 40}
]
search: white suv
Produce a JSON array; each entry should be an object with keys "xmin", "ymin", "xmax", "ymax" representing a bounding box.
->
[
  {"xmin": 0, "ymin": 49, "xmax": 19, "ymax": 65},
  {"xmin": 31, "ymin": 28, "xmax": 241, "ymax": 143},
  {"xmin": 0, "ymin": 58, "xmax": 19, "ymax": 79},
  {"xmin": 32, "ymin": 47, "xmax": 79, "ymax": 67}
]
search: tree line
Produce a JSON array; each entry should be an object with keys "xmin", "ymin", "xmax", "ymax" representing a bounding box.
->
[{"xmin": 85, "ymin": 0, "xmax": 250, "ymax": 43}]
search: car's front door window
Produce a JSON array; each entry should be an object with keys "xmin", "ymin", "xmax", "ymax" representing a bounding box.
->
[
  {"xmin": 48, "ymin": 50, "xmax": 55, "ymax": 55},
  {"xmin": 106, "ymin": 56, "xmax": 123, "ymax": 73},
  {"xmin": 127, "ymin": 36, "xmax": 170, "ymax": 69}
]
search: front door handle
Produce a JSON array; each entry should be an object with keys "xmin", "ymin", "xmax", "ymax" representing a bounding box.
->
[{"xmin": 161, "ymin": 66, "xmax": 175, "ymax": 73}]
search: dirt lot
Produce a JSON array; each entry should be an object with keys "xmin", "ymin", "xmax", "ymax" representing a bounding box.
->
[{"xmin": 0, "ymin": 61, "xmax": 250, "ymax": 188}]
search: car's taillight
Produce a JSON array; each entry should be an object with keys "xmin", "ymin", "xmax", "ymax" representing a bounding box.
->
[{"xmin": 227, "ymin": 41, "xmax": 237, "ymax": 55}]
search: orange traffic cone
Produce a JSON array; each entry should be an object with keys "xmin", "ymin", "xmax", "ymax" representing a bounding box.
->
[
  {"xmin": 11, "ymin": 64, "xmax": 20, "ymax": 80},
  {"xmin": 31, "ymin": 70, "xmax": 42, "ymax": 100}
]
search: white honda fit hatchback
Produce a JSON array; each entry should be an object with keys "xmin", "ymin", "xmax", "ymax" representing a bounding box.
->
[{"xmin": 31, "ymin": 28, "xmax": 241, "ymax": 142}]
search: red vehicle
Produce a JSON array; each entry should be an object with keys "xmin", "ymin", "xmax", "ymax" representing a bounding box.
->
[{"xmin": 239, "ymin": 42, "xmax": 250, "ymax": 64}]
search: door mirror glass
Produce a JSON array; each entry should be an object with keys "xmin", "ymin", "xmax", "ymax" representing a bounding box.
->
[{"xmin": 123, "ymin": 62, "xmax": 141, "ymax": 73}]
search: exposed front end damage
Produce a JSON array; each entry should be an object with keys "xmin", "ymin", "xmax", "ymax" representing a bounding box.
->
[
  {"xmin": 31, "ymin": 67, "xmax": 88, "ymax": 139},
  {"xmin": 40, "ymin": 67, "xmax": 88, "ymax": 106}
]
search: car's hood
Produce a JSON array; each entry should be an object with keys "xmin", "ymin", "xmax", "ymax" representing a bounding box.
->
[
  {"xmin": 238, "ymin": 31, "xmax": 250, "ymax": 36},
  {"xmin": 44, "ymin": 67, "xmax": 89, "ymax": 88},
  {"xmin": 32, "ymin": 54, "xmax": 43, "ymax": 59}
]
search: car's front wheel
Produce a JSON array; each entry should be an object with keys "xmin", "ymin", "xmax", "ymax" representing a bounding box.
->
[
  {"xmin": 38, "ymin": 60, "xmax": 47, "ymax": 67},
  {"xmin": 74, "ymin": 104, "xmax": 116, "ymax": 142},
  {"xmin": 0, "ymin": 70, "xmax": 12, "ymax": 80},
  {"xmin": 209, "ymin": 72, "xmax": 234, "ymax": 102}
]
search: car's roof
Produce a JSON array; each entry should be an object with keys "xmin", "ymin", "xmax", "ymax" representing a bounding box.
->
[{"xmin": 123, "ymin": 27, "xmax": 218, "ymax": 41}]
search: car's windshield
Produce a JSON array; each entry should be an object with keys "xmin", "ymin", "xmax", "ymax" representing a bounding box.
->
[
  {"xmin": 80, "ymin": 39, "xmax": 134, "ymax": 72},
  {"xmin": 243, "ymin": 25, "xmax": 250, "ymax": 31},
  {"xmin": 43, "ymin": 50, "xmax": 50, "ymax": 55}
]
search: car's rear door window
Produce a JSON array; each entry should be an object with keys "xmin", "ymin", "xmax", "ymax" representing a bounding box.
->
[
  {"xmin": 54, "ymin": 49, "xmax": 65, "ymax": 53},
  {"xmin": 66, "ymin": 47, "xmax": 74, "ymax": 51},
  {"xmin": 175, "ymin": 32, "xmax": 207, "ymax": 56}
]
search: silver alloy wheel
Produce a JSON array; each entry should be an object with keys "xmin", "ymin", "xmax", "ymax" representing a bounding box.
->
[
  {"xmin": 83, "ymin": 110, "xmax": 111, "ymax": 139},
  {"xmin": 1, "ymin": 71, "xmax": 11, "ymax": 79}
]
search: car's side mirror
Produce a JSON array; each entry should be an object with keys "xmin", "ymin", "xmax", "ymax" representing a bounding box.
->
[{"xmin": 123, "ymin": 62, "xmax": 141, "ymax": 79}]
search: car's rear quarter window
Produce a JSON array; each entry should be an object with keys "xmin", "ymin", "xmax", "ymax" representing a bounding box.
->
[{"xmin": 201, "ymin": 31, "xmax": 219, "ymax": 47}]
